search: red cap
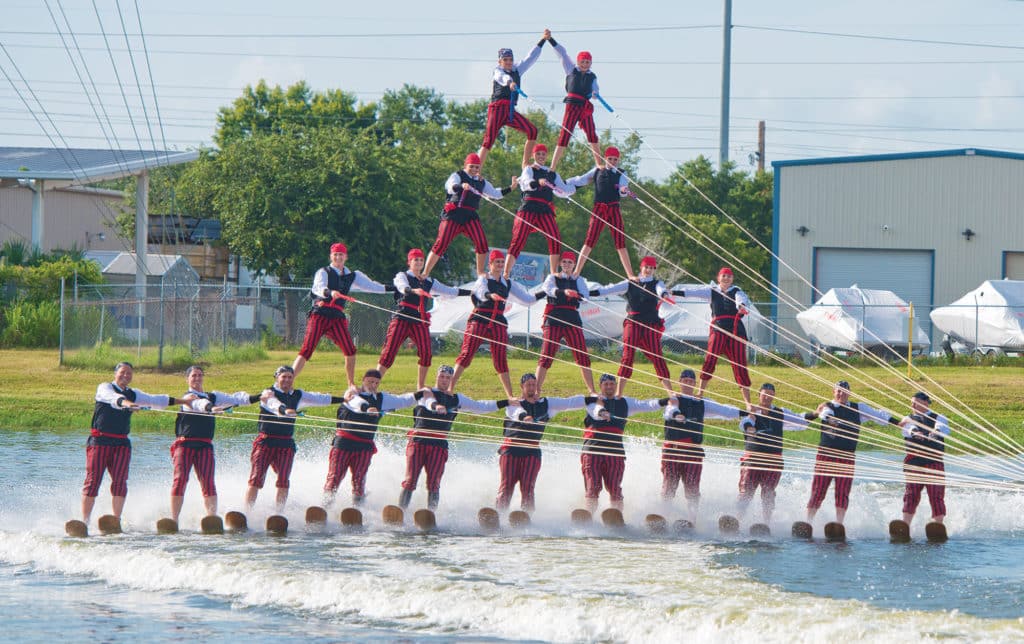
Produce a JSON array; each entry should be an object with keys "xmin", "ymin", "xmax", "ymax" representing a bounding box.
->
[
  {"xmin": 533, "ymin": 143, "xmax": 548, "ymax": 155},
  {"xmin": 577, "ymin": 51, "xmax": 592, "ymax": 63},
  {"xmin": 488, "ymin": 249, "xmax": 505, "ymax": 263},
  {"xmin": 640, "ymin": 256, "xmax": 657, "ymax": 268},
  {"xmin": 560, "ymin": 250, "xmax": 576, "ymax": 262},
  {"xmin": 464, "ymin": 153, "xmax": 481, "ymax": 166},
  {"xmin": 330, "ymin": 242, "xmax": 347, "ymax": 255},
  {"xmin": 718, "ymin": 267, "xmax": 734, "ymax": 278},
  {"xmin": 407, "ymin": 248, "xmax": 425, "ymax": 262},
  {"xmin": 604, "ymin": 146, "xmax": 620, "ymax": 159}
]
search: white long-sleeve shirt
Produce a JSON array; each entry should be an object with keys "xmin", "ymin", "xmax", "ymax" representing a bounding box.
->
[
  {"xmin": 663, "ymin": 395, "xmax": 742, "ymax": 422},
  {"xmin": 565, "ymin": 166, "xmax": 629, "ymax": 192},
  {"xmin": 342, "ymin": 391, "xmax": 418, "ymax": 416},
  {"xmin": 419, "ymin": 391, "xmax": 499, "ymax": 415},
  {"xmin": 818, "ymin": 401, "xmax": 893, "ymax": 427},
  {"xmin": 900, "ymin": 413, "xmax": 951, "ymax": 438},
  {"xmin": 181, "ymin": 388, "xmax": 252, "ymax": 413},
  {"xmin": 263, "ymin": 389, "xmax": 335, "ymax": 416},
  {"xmin": 506, "ymin": 395, "xmax": 589, "ymax": 422},
  {"xmin": 393, "ymin": 271, "xmax": 461, "ymax": 298},
  {"xmin": 739, "ymin": 407, "xmax": 811, "ymax": 433},
  {"xmin": 600, "ymin": 276, "xmax": 668, "ymax": 298},
  {"xmin": 542, "ymin": 272, "xmax": 599, "ymax": 299},
  {"xmin": 682, "ymin": 283, "xmax": 751, "ymax": 309},
  {"xmin": 95, "ymin": 382, "xmax": 171, "ymax": 409},
  {"xmin": 492, "ymin": 44, "xmax": 543, "ymax": 88},
  {"xmin": 552, "ymin": 42, "xmax": 601, "ymax": 97},
  {"xmin": 445, "ymin": 172, "xmax": 505, "ymax": 199},
  {"xmin": 518, "ymin": 165, "xmax": 575, "ymax": 196},
  {"xmin": 311, "ymin": 265, "xmax": 387, "ymax": 299},
  {"xmin": 587, "ymin": 396, "xmax": 664, "ymax": 420},
  {"xmin": 473, "ymin": 275, "xmax": 539, "ymax": 307}
]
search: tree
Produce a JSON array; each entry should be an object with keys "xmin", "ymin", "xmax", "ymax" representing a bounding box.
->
[{"xmin": 378, "ymin": 84, "xmax": 448, "ymax": 129}]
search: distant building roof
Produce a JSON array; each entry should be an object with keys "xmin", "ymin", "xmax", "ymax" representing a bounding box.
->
[
  {"xmin": 0, "ymin": 147, "xmax": 198, "ymax": 183},
  {"xmin": 103, "ymin": 252, "xmax": 197, "ymax": 278},
  {"xmin": 83, "ymin": 250, "xmax": 122, "ymax": 272},
  {"xmin": 772, "ymin": 147, "xmax": 1024, "ymax": 169}
]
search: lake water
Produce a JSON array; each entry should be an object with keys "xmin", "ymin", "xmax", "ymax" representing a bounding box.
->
[{"xmin": 1, "ymin": 430, "xmax": 1022, "ymax": 642}]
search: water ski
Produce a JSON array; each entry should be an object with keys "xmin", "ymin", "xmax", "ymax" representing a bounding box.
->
[
  {"xmin": 791, "ymin": 521, "xmax": 813, "ymax": 539},
  {"xmin": 508, "ymin": 510, "xmax": 531, "ymax": 528},
  {"xmin": 889, "ymin": 519, "xmax": 911, "ymax": 543},
  {"xmin": 571, "ymin": 509, "xmax": 593, "ymax": 525},
  {"xmin": 156, "ymin": 518, "xmax": 179, "ymax": 535},
  {"xmin": 478, "ymin": 507, "xmax": 500, "ymax": 531},
  {"xmin": 382, "ymin": 504, "xmax": 404, "ymax": 526},
  {"xmin": 718, "ymin": 515, "xmax": 739, "ymax": 535},
  {"xmin": 65, "ymin": 519, "xmax": 88, "ymax": 538},
  {"xmin": 601, "ymin": 508, "xmax": 625, "ymax": 528},
  {"xmin": 925, "ymin": 521, "xmax": 948, "ymax": 543},
  {"xmin": 305, "ymin": 506, "xmax": 328, "ymax": 525},
  {"xmin": 673, "ymin": 519, "xmax": 695, "ymax": 534},
  {"xmin": 340, "ymin": 507, "xmax": 363, "ymax": 528},
  {"xmin": 98, "ymin": 514, "xmax": 122, "ymax": 535},
  {"xmin": 413, "ymin": 509, "xmax": 436, "ymax": 531},
  {"xmin": 200, "ymin": 515, "xmax": 224, "ymax": 535},
  {"xmin": 750, "ymin": 523, "xmax": 771, "ymax": 538},
  {"xmin": 266, "ymin": 515, "xmax": 288, "ymax": 535},
  {"xmin": 824, "ymin": 522, "xmax": 846, "ymax": 543},
  {"xmin": 645, "ymin": 514, "xmax": 667, "ymax": 534},
  {"xmin": 224, "ymin": 511, "xmax": 248, "ymax": 532}
]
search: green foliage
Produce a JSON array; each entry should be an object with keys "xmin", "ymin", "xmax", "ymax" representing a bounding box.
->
[
  {"xmin": 0, "ymin": 300, "xmax": 60, "ymax": 347},
  {"xmin": 0, "ymin": 256, "xmax": 103, "ymax": 303},
  {"xmin": 64, "ymin": 306, "xmax": 117, "ymax": 347}
]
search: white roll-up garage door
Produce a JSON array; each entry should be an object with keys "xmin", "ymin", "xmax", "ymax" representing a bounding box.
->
[{"xmin": 814, "ymin": 248, "xmax": 934, "ymax": 342}]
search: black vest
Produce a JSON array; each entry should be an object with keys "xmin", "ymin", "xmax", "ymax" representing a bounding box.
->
[
  {"xmin": 393, "ymin": 273, "xmax": 435, "ymax": 322},
  {"xmin": 583, "ymin": 397, "xmax": 629, "ymax": 456},
  {"xmin": 491, "ymin": 69, "xmax": 521, "ymax": 102},
  {"xmin": 443, "ymin": 171, "xmax": 486, "ymax": 222},
  {"xmin": 710, "ymin": 287, "xmax": 747, "ymax": 337},
  {"xmin": 470, "ymin": 277, "xmax": 511, "ymax": 326},
  {"xmin": 904, "ymin": 412, "xmax": 944, "ymax": 466},
  {"xmin": 744, "ymin": 407, "xmax": 784, "ymax": 455},
  {"xmin": 410, "ymin": 390, "xmax": 461, "ymax": 448},
  {"xmin": 818, "ymin": 402, "xmax": 861, "ymax": 454},
  {"xmin": 664, "ymin": 396, "xmax": 707, "ymax": 447},
  {"xmin": 594, "ymin": 167, "xmax": 623, "ymax": 204},
  {"xmin": 88, "ymin": 384, "xmax": 138, "ymax": 447},
  {"xmin": 625, "ymin": 280, "xmax": 663, "ymax": 327},
  {"xmin": 310, "ymin": 266, "xmax": 358, "ymax": 319},
  {"xmin": 544, "ymin": 275, "xmax": 584, "ymax": 327},
  {"xmin": 520, "ymin": 167, "xmax": 556, "ymax": 215},
  {"xmin": 174, "ymin": 391, "xmax": 218, "ymax": 449},
  {"xmin": 500, "ymin": 398, "xmax": 550, "ymax": 457},
  {"xmin": 333, "ymin": 391, "xmax": 384, "ymax": 452},
  {"xmin": 564, "ymin": 69, "xmax": 596, "ymax": 102},
  {"xmin": 256, "ymin": 388, "xmax": 304, "ymax": 449}
]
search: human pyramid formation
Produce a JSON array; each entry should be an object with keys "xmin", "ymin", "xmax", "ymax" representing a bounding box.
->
[{"xmin": 72, "ymin": 30, "xmax": 954, "ymax": 541}]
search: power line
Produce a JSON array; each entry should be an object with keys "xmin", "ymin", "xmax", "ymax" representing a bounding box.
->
[{"xmin": 736, "ymin": 24, "xmax": 1024, "ymax": 51}]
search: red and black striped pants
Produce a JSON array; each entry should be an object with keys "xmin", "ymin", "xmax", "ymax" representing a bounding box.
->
[
  {"xmin": 323, "ymin": 448, "xmax": 375, "ymax": 497},
  {"xmin": 538, "ymin": 323, "xmax": 590, "ymax": 368},
  {"xmin": 171, "ymin": 445, "xmax": 216, "ymax": 497},
  {"xmin": 248, "ymin": 443, "xmax": 295, "ymax": 489},
  {"xmin": 661, "ymin": 449, "xmax": 704, "ymax": 501},
  {"xmin": 508, "ymin": 210, "xmax": 562, "ymax": 257},
  {"xmin": 737, "ymin": 454, "xmax": 783, "ymax": 514},
  {"xmin": 619, "ymin": 319, "xmax": 670, "ymax": 379},
  {"xmin": 298, "ymin": 313, "xmax": 356, "ymax": 359},
  {"xmin": 378, "ymin": 318, "xmax": 432, "ymax": 368},
  {"xmin": 496, "ymin": 453, "xmax": 542, "ymax": 510},
  {"xmin": 583, "ymin": 202, "xmax": 626, "ymax": 249},
  {"xmin": 902, "ymin": 461, "xmax": 946, "ymax": 517},
  {"xmin": 401, "ymin": 442, "xmax": 449, "ymax": 492},
  {"xmin": 701, "ymin": 326, "xmax": 752, "ymax": 387},
  {"xmin": 482, "ymin": 100, "xmax": 538, "ymax": 149},
  {"xmin": 581, "ymin": 453, "xmax": 626, "ymax": 502},
  {"xmin": 556, "ymin": 101, "xmax": 597, "ymax": 146},
  {"xmin": 806, "ymin": 451, "xmax": 856, "ymax": 511},
  {"xmin": 82, "ymin": 444, "xmax": 131, "ymax": 497},
  {"xmin": 456, "ymin": 319, "xmax": 509, "ymax": 372},
  {"xmin": 431, "ymin": 217, "xmax": 489, "ymax": 256}
]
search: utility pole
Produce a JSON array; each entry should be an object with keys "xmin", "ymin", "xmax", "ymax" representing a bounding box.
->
[
  {"xmin": 719, "ymin": 0, "xmax": 733, "ymax": 166},
  {"xmin": 757, "ymin": 120, "xmax": 765, "ymax": 172}
]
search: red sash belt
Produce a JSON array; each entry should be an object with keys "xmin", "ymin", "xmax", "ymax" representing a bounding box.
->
[
  {"xmin": 583, "ymin": 425, "xmax": 624, "ymax": 441},
  {"xmin": 170, "ymin": 435, "xmax": 212, "ymax": 456},
  {"xmin": 408, "ymin": 429, "xmax": 448, "ymax": 440},
  {"xmin": 502, "ymin": 436, "xmax": 541, "ymax": 448},
  {"xmin": 90, "ymin": 428, "xmax": 128, "ymax": 440},
  {"xmin": 566, "ymin": 92, "xmax": 590, "ymax": 102},
  {"xmin": 335, "ymin": 429, "xmax": 374, "ymax": 444},
  {"xmin": 400, "ymin": 300, "xmax": 430, "ymax": 322},
  {"xmin": 256, "ymin": 432, "xmax": 293, "ymax": 445},
  {"xmin": 524, "ymin": 196, "xmax": 553, "ymax": 207}
]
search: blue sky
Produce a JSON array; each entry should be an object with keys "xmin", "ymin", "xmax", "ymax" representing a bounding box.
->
[{"xmin": 2, "ymin": 0, "xmax": 1022, "ymax": 179}]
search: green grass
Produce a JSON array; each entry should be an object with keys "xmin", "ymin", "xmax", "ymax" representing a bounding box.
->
[
  {"xmin": 61, "ymin": 341, "xmax": 268, "ymax": 372},
  {"xmin": 2, "ymin": 347, "xmax": 1022, "ymax": 455}
]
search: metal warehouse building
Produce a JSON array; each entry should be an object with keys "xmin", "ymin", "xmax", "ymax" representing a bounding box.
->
[{"xmin": 772, "ymin": 148, "xmax": 1024, "ymax": 350}]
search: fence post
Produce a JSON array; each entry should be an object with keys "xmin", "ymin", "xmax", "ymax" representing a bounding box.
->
[
  {"xmin": 59, "ymin": 277, "xmax": 66, "ymax": 366},
  {"xmin": 907, "ymin": 302, "xmax": 914, "ymax": 377},
  {"xmin": 158, "ymin": 280, "xmax": 165, "ymax": 369},
  {"xmin": 98, "ymin": 289, "xmax": 105, "ymax": 345},
  {"xmin": 221, "ymin": 276, "xmax": 228, "ymax": 353}
]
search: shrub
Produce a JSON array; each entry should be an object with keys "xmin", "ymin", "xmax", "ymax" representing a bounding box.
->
[{"xmin": 0, "ymin": 300, "xmax": 61, "ymax": 347}]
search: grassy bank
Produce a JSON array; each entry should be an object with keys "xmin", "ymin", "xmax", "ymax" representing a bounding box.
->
[{"xmin": 2, "ymin": 348, "xmax": 1022, "ymax": 453}]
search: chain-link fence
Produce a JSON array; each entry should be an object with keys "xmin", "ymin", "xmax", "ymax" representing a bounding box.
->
[{"xmin": 57, "ymin": 278, "xmax": 1024, "ymax": 366}]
